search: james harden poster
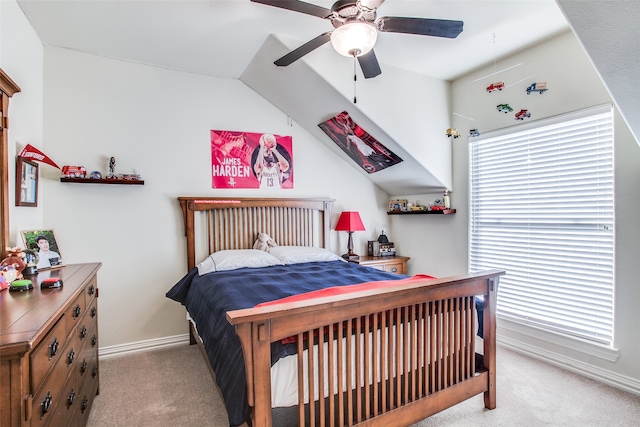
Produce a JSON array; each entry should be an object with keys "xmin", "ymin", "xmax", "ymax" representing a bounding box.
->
[{"xmin": 211, "ymin": 130, "xmax": 293, "ymax": 189}]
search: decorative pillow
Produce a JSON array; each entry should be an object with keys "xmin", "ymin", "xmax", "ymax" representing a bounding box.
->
[
  {"xmin": 197, "ymin": 249, "xmax": 283, "ymax": 275},
  {"xmin": 268, "ymin": 246, "xmax": 344, "ymax": 265}
]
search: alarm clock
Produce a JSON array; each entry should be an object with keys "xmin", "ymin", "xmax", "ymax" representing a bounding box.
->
[
  {"xmin": 9, "ymin": 279, "xmax": 33, "ymax": 292},
  {"xmin": 41, "ymin": 278, "xmax": 63, "ymax": 289}
]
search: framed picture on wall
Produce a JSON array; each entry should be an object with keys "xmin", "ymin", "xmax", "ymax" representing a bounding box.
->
[
  {"xmin": 20, "ymin": 229, "xmax": 64, "ymax": 270},
  {"xmin": 15, "ymin": 157, "xmax": 38, "ymax": 207}
]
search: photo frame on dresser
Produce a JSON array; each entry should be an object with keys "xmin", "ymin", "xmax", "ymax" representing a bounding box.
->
[{"xmin": 20, "ymin": 229, "xmax": 64, "ymax": 270}]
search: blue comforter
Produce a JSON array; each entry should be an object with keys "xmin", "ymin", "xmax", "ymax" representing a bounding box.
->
[{"xmin": 166, "ymin": 260, "xmax": 408, "ymax": 427}]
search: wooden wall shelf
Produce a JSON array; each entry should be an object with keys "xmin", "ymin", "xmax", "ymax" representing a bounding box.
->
[
  {"xmin": 387, "ymin": 209, "xmax": 456, "ymax": 215},
  {"xmin": 60, "ymin": 177, "xmax": 144, "ymax": 185}
]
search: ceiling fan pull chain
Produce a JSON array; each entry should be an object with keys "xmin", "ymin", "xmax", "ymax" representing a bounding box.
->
[{"xmin": 353, "ymin": 54, "xmax": 357, "ymax": 104}]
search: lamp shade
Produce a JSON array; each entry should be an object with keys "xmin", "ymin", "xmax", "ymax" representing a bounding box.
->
[
  {"xmin": 330, "ymin": 21, "xmax": 378, "ymax": 57},
  {"xmin": 335, "ymin": 211, "xmax": 366, "ymax": 232}
]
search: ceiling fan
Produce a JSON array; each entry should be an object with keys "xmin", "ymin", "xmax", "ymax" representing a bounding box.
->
[{"xmin": 251, "ymin": 0, "xmax": 463, "ymax": 79}]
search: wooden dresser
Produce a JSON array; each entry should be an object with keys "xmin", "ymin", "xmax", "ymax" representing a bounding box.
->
[{"xmin": 0, "ymin": 263, "xmax": 101, "ymax": 427}]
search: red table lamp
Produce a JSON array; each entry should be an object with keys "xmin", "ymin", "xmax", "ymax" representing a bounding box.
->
[{"xmin": 335, "ymin": 211, "xmax": 366, "ymax": 260}]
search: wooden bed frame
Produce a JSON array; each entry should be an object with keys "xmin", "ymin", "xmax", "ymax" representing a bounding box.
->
[{"xmin": 178, "ymin": 196, "xmax": 504, "ymax": 427}]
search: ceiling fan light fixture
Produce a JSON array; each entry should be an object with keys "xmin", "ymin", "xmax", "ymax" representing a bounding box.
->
[{"xmin": 330, "ymin": 21, "xmax": 378, "ymax": 57}]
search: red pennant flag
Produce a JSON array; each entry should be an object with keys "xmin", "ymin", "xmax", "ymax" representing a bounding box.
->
[{"xmin": 18, "ymin": 144, "xmax": 60, "ymax": 169}]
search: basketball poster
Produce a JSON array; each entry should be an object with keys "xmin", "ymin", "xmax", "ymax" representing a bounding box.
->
[
  {"xmin": 211, "ymin": 130, "xmax": 293, "ymax": 189},
  {"xmin": 318, "ymin": 111, "xmax": 402, "ymax": 173}
]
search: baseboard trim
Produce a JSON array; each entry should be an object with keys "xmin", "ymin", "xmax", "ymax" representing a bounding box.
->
[
  {"xmin": 99, "ymin": 334, "xmax": 190, "ymax": 360},
  {"xmin": 498, "ymin": 335, "xmax": 640, "ymax": 396}
]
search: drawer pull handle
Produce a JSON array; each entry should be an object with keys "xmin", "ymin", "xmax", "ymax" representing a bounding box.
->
[
  {"xmin": 391, "ymin": 267, "xmax": 398, "ymax": 273},
  {"xmin": 91, "ymin": 307, "xmax": 97, "ymax": 318},
  {"xmin": 81, "ymin": 397, "xmax": 89, "ymax": 413},
  {"xmin": 41, "ymin": 391, "xmax": 52, "ymax": 418},
  {"xmin": 73, "ymin": 304, "xmax": 81, "ymax": 319},
  {"xmin": 92, "ymin": 366, "xmax": 98, "ymax": 378},
  {"xmin": 67, "ymin": 389, "xmax": 75, "ymax": 407},
  {"xmin": 67, "ymin": 348, "xmax": 75, "ymax": 365},
  {"xmin": 80, "ymin": 360, "xmax": 88, "ymax": 374},
  {"xmin": 49, "ymin": 338, "xmax": 59, "ymax": 359},
  {"xmin": 80, "ymin": 325, "xmax": 87, "ymax": 339},
  {"xmin": 88, "ymin": 285, "xmax": 95, "ymax": 295},
  {"xmin": 91, "ymin": 335, "xmax": 98, "ymax": 347}
]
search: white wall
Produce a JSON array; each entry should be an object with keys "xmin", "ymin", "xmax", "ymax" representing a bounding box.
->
[
  {"xmin": 40, "ymin": 47, "xmax": 390, "ymax": 349},
  {"xmin": 448, "ymin": 30, "xmax": 640, "ymax": 389},
  {"xmin": 1, "ymin": 0, "xmax": 44, "ymax": 240}
]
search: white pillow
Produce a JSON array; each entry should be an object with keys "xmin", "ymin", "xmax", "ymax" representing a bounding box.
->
[
  {"xmin": 268, "ymin": 246, "xmax": 344, "ymax": 265},
  {"xmin": 197, "ymin": 249, "xmax": 283, "ymax": 275}
]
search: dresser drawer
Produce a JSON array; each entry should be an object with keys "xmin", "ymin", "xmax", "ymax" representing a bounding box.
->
[
  {"xmin": 65, "ymin": 291, "xmax": 87, "ymax": 334},
  {"xmin": 30, "ymin": 315, "xmax": 67, "ymax": 393},
  {"xmin": 49, "ymin": 368, "xmax": 79, "ymax": 427},
  {"xmin": 30, "ymin": 344, "xmax": 71, "ymax": 427}
]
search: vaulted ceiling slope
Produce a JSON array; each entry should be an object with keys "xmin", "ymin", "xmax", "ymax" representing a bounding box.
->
[
  {"xmin": 556, "ymin": 0, "xmax": 640, "ymax": 146},
  {"xmin": 17, "ymin": 1, "xmax": 587, "ymax": 194}
]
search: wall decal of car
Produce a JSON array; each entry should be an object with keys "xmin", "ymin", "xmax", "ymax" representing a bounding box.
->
[
  {"xmin": 497, "ymin": 104, "xmax": 513, "ymax": 113},
  {"xmin": 446, "ymin": 128, "xmax": 461, "ymax": 138},
  {"xmin": 486, "ymin": 82, "xmax": 505, "ymax": 92},
  {"xmin": 526, "ymin": 82, "xmax": 548, "ymax": 94},
  {"xmin": 515, "ymin": 109, "xmax": 531, "ymax": 120},
  {"xmin": 469, "ymin": 129, "xmax": 480, "ymax": 137}
]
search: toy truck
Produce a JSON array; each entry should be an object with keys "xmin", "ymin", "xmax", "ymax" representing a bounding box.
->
[{"xmin": 526, "ymin": 82, "xmax": 548, "ymax": 94}]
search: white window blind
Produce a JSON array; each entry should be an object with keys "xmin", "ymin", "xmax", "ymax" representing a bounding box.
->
[{"xmin": 470, "ymin": 105, "xmax": 614, "ymax": 344}]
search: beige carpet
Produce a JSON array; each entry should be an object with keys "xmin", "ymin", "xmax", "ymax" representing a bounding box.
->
[{"xmin": 88, "ymin": 344, "xmax": 640, "ymax": 427}]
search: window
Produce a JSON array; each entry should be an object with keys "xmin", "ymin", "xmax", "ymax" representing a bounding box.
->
[{"xmin": 470, "ymin": 105, "xmax": 614, "ymax": 344}]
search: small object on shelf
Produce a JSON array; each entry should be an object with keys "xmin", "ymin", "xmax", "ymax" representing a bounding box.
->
[
  {"xmin": 443, "ymin": 189, "xmax": 451, "ymax": 209},
  {"xmin": 119, "ymin": 174, "xmax": 142, "ymax": 181},
  {"xmin": 61, "ymin": 165, "xmax": 87, "ymax": 178},
  {"xmin": 106, "ymin": 156, "xmax": 116, "ymax": 179},
  {"xmin": 90, "ymin": 171, "xmax": 102, "ymax": 179},
  {"xmin": 388, "ymin": 199, "xmax": 408, "ymax": 212}
]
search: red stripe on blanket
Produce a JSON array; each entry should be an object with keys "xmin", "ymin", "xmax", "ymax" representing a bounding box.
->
[{"xmin": 256, "ymin": 274, "xmax": 437, "ymax": 308}]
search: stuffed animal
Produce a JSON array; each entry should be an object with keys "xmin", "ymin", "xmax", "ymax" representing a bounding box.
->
[
  {"xmin": 253, "ymin": 232, "xmax": 277, "ymax": 252},
  {"xmin": 1, "ymin": 247, "xmax": 26, "ymax": 282},
  {"xmin": 1, "ymin": 265, "xmax": 18, "ymax": 289}
]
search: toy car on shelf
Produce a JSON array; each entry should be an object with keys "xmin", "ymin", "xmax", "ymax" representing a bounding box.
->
[
  {"xmin": 61, "ymin": 165, "xmax": 87, "ymax": 178},
  {"xmin": 445, "ymin": 128, "xmax": 461, "ymax": 138},
  {"xmin": 515, "ymin": 109, "xmax": 531, "ymax": 120},
  {"xmin": 497, "ymin": 104, "xmax": 513, "ymax": 113},
  {"xmin": 486, "ymin": 82, "xmax": 505, "ymax": 92},
  {"xmin": 469, "ymin": 129, "xmax": 480, "ymax": 137},
  {"xmin": 526, "ymin": 82, "xmax": 548, "ymax": 94}
]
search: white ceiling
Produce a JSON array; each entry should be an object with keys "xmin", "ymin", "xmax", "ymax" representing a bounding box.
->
[{"xmin": 16, "ymin": 0, "xmax": 570, "ymax": 81}]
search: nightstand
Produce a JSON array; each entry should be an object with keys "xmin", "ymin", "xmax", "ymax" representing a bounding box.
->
[{"xmin": 350, "ymin": 255, "xmax": 410, "ymax": 275}]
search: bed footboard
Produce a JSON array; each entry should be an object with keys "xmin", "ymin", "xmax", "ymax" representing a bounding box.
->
[{"xmin": 228, "ymin": 269, "xmax": 503, "ymax": 427}]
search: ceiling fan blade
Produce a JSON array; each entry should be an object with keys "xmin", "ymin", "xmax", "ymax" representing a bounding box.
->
[
  {"xmin": 274, "ymin": 32, "xmax": 332, "ymax": 66},
  {"xmin": 358, "ymin": 50, "xmax": 382, "ymax": 79},
  {"xmin": 377, "ymin": 17, "xmax": 464, "ymax": 38},
  {"xmin": 250, "ymin": 0, "xmax": 332, "ymax": 19}
]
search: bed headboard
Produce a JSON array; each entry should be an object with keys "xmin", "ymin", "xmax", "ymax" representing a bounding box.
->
[{"xmin": 178, "ymin": 197, "xmax": 335, "ymax": 270}]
